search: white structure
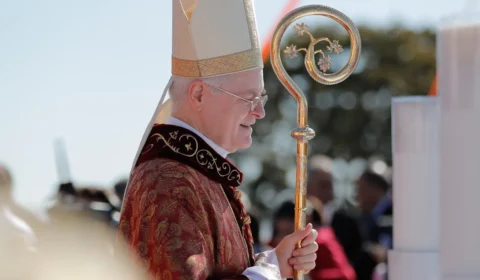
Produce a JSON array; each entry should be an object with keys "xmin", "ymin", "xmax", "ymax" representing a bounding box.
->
[
  {"xmin": 438, "ymin": 14, "xmax": 480, "ymax": 280},
  {"xmin": 388, "ymin": 96, "xmax": 440, "ymax": 280}
]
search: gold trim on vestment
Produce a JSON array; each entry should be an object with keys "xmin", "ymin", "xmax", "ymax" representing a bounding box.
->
[
  {"xmin": 146, "ymin": 130, "xmax": 242, "ymax": 185},
  {"xmin": 171, "ymin": 48, "xmax": 263, "ymax": 78}
]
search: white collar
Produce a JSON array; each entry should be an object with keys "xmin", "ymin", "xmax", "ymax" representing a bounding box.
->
[{"xmin": 165, "ymin": 117, "xmax": 229, "ymax": 158}]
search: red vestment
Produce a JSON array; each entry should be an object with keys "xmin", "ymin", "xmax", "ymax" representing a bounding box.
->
[{"xmin": 117, "ymin": 124, "xmax": 255, "ymax": 280}]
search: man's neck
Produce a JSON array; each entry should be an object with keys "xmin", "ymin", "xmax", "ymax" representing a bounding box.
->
[{"xmin": 165, "ymin": 116, "xmax": 229, "ymax": 158}]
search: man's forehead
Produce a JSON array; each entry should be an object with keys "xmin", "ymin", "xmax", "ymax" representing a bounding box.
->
[
  {"xmin": 234, "ymin": 68, "xmax": 263, "ymax": 81},
  {"xmin": 230, "ymin": 71, "xmax": 264, "ymax": 94}
]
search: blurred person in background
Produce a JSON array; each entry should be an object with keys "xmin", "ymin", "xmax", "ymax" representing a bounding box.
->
[
  {"xmin": 307, "ymin": 161, "xmax": 391, "ymax": 280},
  {"xmin": 355, "ymin": 170, "xmax": 392, "ymax": 252},
  {"xmin": 268, "ymin": 199, "xmax": 356, "ymax": 280},
  {"xmin": 110, "ymin": 178, "xmax": 128, "ymax": 227},
  {"xmin": 353, "ymin": 170, "xmax": 392, "ymax": 280},
  {"xmin": 249, "ymin": 213, "xmax": 271, "ymax": 254},
  {"xmin": 329, "ymin": 208, "xmax": 363, "ymax": 275},
  {"xmin": 268, "ymin": 201, "xmax": 296, "ymax": 248},
  {"xmin": 307, "ymin": 155, "xmax": 363, "ymax": 273},
  {"xmin": 268, "ymin": 200, "xmax": 322, "ymax": 248},
  {"xmin": 113, "ymin": 178, "xmax": 128, "ymax": 204},
  {"xmin": 307, "ymin": 155, "xmax": 335, "ymax": 224},
  {"xmin": 307, "ymin": 196, "xmax": 356, "ymax": 280}
]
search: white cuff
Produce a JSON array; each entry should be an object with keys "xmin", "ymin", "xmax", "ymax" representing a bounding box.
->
[{"xmin": 242, "ymin": 249, "xmax": 282, "ymax": 280}]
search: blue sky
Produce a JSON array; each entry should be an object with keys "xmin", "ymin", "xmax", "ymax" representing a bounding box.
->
[{"xmin": 0, "ymin": 0, "xmax": 455, "ymax": 206}]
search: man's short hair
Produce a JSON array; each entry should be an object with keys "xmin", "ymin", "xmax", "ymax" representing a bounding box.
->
[
  {"xmin": 360, "ymin": 170, "xmax": 389, "ymax": 192},
  {"xmin": 169, "ymin": 75, "xmax": 232, "ymax": 109},
  {"xmin": 307, "ymin": 155, "xmax": 333, "ymax": 175},
  {"xmin": 273, "ymin": 200, "xmax": 296, "ymax": 221}
]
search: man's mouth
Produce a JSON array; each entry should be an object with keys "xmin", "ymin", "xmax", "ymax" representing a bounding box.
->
[{"xmin": 240, "ymin": 123, "xmax": 254, "ymax": 128}]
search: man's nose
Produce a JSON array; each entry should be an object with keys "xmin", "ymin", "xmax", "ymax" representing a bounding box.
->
[{"xmin": 252, "ymin": 103, "xmax": 265, "ymax": 119}]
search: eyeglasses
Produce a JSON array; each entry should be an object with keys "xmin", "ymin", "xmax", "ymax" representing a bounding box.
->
[{"xmin": 204, "ymin": 83, "xmax": 268, "ymax": 111}]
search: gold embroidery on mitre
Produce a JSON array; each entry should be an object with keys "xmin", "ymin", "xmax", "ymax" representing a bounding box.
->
[
  {"xmin": 172, "ymin": 48, "xmax": 263, "ymax": 78},
  {"xmin": 243, "ymin": 0, "xmax": 260, "ymax": 49}
]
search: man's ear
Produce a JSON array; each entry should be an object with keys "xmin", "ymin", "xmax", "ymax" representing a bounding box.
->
[{"xmin": 187, "ymin": 80, "xmax": 206, "ymax": 111}]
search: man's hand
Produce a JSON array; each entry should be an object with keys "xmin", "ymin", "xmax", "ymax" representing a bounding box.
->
[{"xmin": 274, "ymin": 223, "xmax": 319, "ymax": 278}]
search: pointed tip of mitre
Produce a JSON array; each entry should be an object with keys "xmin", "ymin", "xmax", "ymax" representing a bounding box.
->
[{"xmin": 172, "ymin": 0, "xmax": 263, "ymax": 78}]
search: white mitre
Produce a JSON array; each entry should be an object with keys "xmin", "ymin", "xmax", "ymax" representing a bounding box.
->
[
  {"xmin": 160, "ymin": 0, "xmax": 263, "ymax": 121},
  {"xmin": 131, "ymin": 0, "xmax": 263, "ymax": 169}
]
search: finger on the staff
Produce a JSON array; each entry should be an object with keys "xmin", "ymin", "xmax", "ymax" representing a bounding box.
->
[
  {"xmin": 293, "ymin": 262, "xmax": 315, "ymax": 271},
  {"xmin": 292, "ymin": 242, "xmax": 319, "ymax": 257},
  {"xmin": 300, "ymin": 233, "xmax": 316, "ymax": 247},
  {"xmin": 289, "ymin": 253, "xmax": 317, "ymax": 265}
]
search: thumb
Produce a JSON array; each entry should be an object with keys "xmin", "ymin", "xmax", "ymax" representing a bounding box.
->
[{"xmin": 288, "ymin": 223, "xmax": 313, "ymax": 244}]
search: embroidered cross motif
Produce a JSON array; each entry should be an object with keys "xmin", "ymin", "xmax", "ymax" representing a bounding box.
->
[{"xmin": 169, "ymin": 131, "xmax": 178, "ymax": 140}]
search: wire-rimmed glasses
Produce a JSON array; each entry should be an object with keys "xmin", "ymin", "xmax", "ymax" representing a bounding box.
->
[{"xmin": 204, "ymin": 83, "xmax": 268, "ymax": 111}]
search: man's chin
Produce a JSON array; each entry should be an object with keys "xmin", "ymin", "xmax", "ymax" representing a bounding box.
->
[{"xmin": 230, "ymin": 138, "xmax": 253, "ymax": 153}]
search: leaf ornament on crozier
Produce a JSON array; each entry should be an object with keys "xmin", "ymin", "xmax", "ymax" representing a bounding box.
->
[{"xmin": 283, "ymin": 23, "xmax": 344, "ymax": 73}]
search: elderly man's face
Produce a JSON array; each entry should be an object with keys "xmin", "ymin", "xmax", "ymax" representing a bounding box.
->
[{"xmin": 200, "ymin": 68, "xmax": 266, "ymax": 153}]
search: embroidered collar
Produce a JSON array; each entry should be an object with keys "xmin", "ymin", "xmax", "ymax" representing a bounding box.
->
[
  {"xmin": 136, "ymin": 124, "xmax": 244, "ymax": 187},
  {"xmin": 164, "ymin": 116, "xmax": 229, "ymax": 158}
]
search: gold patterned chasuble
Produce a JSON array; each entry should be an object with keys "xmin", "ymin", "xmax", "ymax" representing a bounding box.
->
[{"xmin": 117, "ymin": 124, "xmax": 255, "ymax": 280}]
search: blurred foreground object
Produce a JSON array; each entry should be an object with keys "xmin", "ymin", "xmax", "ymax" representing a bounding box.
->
[
  {"xmin": 0, "ymin": 164, "xmax": 12, "ymax": 185},
  {"xmin": 437, "ymin": 9, "xmax": 480, "ymax": 280},
  {"xmin": 388, "ymin": 97, "xmax": 439, "ymax": 280},
  {"xmin": 0, "ymin": 164, "xmax": 38, "ymax": 279},
  {"xmin": 0, "ymin": 164, "xmax": 146, "ymax": 279},
  {"xmin": 0, "ymin": 164, "xmax": 39, "ymax": 248},
  {"xmin": 33, "ymin": 205, "xmax": 147, "ymax": 280},
  {"xmin": 0, "ymin": 190, "xmax": 147, "ymax": 279},
  {"xmin": 51, "ymin": 137, "xmax": 123, "ymax": 226},
  {"xmin": 269, "ymin": 4, "xmax": 361, "ymax": 279}
]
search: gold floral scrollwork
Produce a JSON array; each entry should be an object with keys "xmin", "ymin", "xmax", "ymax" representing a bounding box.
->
[
  {"xmin": 284, "ymin": 22, "xmax": 345, "ymax": 73},
  {"xmin": 196, "ymin": 150, "xmax": 241, "ymax": 184},
  {"xmin": 148, "ymin": 130, "xmax": 242, "ymax": 185},
  {"xmin": 149, "ymin": 132, "xmax": 197, "ymax": 157}
]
